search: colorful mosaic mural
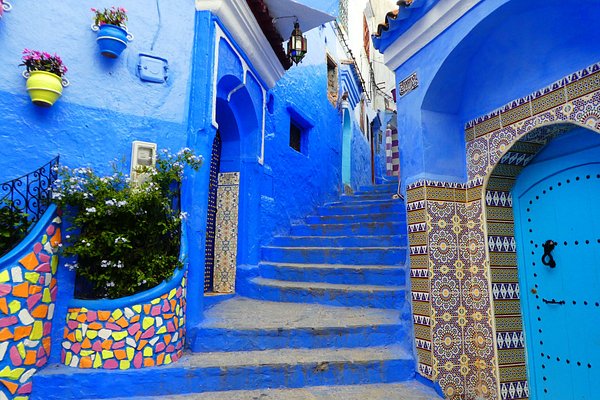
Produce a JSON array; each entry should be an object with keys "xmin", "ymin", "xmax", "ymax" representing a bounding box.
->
[
  {"xmin": 61, "ymin": 274, "xmax": 186, "ymax": 370},
  {"xmin": 212, "ymin": 172, "xmax": 240, "ymax": 294},
  {"xmin": 407, "ymin": 62, "xmax": 600, "ymax": 400},
  {"xmin": 0, "ymin": 210, "xmax": 61, "ymax": 400}
]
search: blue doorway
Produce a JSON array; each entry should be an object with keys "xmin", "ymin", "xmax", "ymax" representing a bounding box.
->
[{"xmin": 513, "ymin": 129, "xmax": 600, "ymax": 399}]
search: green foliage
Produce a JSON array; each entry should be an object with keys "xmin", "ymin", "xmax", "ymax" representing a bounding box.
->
[
  {"xmin": 0, "ymin": 201, "xmax": 30, "ymax": 257},
  {"xmin": 52, "ymin": 149, "xmax": 202, "ymax": 299}
]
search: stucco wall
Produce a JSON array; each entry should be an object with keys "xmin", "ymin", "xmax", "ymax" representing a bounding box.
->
[{"xmin": 0, "ymin": 0, "xmax": 194, "ymax": 178}]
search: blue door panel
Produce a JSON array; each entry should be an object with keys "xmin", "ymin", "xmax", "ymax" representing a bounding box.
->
[{"xmin": 514, "ymin": 146, "xmax": 600, "ymax": 400}]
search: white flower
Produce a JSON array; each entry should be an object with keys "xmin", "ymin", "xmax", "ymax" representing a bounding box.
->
[
  {"xmin": 106, "ymin": 281, "xmax": 115, "ymax": 287},
  {"xmin": 114, "ymin": 237, "xmax": 129, "ymax": 244},
  {"xmin": 116, "ymin": 200, "xmax": 127, "ymax": 207},
  {"xmin": 85, "ymin": 207, "xmax": 97, "ymax": 214},
  {"xmin": 105, "ymin": 199, "xmax": 116, "ymax": 206},
  {"xmin": 179, "ymin": 211, "xmax": 189, "ymax": 220}
]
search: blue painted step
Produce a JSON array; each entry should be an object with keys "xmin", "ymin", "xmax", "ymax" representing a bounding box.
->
[
  {"xmin": 290, "ymin": 221, "xmax": 405, "ymax": 236},
  {"xmin": 261, "ymin": 246, "xmax": 406, "ymax": 265},
  {"xmin": 305, "ymin": 212, "xmax": 403, "ymax": 224},
  {"xmin": 32, "ymin": 346, "xmax": 415, "ymax": 399},
  {"xmin": 258, "ymin": 262, "xmax": 406, "ymax": 285},
  {"xmin": 189, "ymin": 298, "xmax": 406, "ymax": 352},
  {"xmin": 317, "ymin": 201, "xmax": 404, "ymax": 216},
  {"xmin": 269, "ymin": 234, "xmax": 406, "ymax": 247},
  {"xmin": 357, "ymin": 183, "xmax": 398, "ymax": 193},
  {"xmin": 340, "ymin": 193, "xmax": 395, "ymax": 202},
  {"xmin": 244, "ymin": 278, "xmax": 405, "ymax": 309}
]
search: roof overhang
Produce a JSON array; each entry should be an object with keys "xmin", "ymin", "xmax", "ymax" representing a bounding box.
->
[
  {"xmin": 264, "ymin": 0, "xmax": 335, "ymax": 40},
  {"xmin": 381, "ymin": 0, "xmax": 481, "ymax": 71}
]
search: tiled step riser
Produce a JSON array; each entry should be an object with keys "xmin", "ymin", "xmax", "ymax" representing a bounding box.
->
[
  {"xmin": 261, "ymin": 247, "xmax": 406, "ymax": 266},
  {"xmin": 317, "ymin": 202, "xmax": 404, "ymax": 216},
  {"xmin": 190, "ymin": 324, "xmax": 405, "ymax": 353},
  {"xmin": 290, "ymin": 222, "xmax": 404, "ymax": 236},
  {"xmin": 32, "ymin": 359, "xmax": 414, "ymax": 400},
  {"xmin": 306, "ymin": 213, "xmax": 403, "ymax": 224},
  {"xmin": 269, "ymin": 235, "xmax": 406, "ymax": 247},
  {"xmin": 259, "ymin": 263, "xmax": 406, "ymax": 286},
  {"xmin": 243, "ymin": 281, "xmax": 405, "ymax": 309}
]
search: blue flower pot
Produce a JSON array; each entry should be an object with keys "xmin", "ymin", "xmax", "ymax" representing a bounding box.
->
[{"xmin": 96, "ymin": 24, "xmax": 129, "ymax": 58}]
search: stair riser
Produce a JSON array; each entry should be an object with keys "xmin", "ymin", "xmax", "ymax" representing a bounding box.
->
[
  {"xmin": 190, "ymin": 324, "xmax": 405, "ymax": 352},
  {"xmin": 340, "ymin": 194, "xmax": 394, "ymax": 202},
  {"xmin": 317, "ymin": 202, "xmax": 404, "ymax": 216},
  {"xmin": 259, "ymin": 263, "xmax": 406, "ymax": 286},
  {"xmin": 357, "ymin": 184, "xmax": 398, "ymax": 193},
  {"xmin": 306, "ymin": 213, "xmax": 403, "ymax": 224},
  {"xmin": 290, "ymin": 223, "xmax": 403, "ymax": 236},
  {"xmin": 243, "ymin": 281, "xmax": 405, "ymax": 309},
  {"xmin": 261, "ymin": 247, "xmax": 406, "ymax": 265},
  {"xmin": 269, "ymin": 235, "xmax": 406, "ymax": 247},
  {"xmin": 32, "ymin": 359, "xmax": 414, "ymax": 399}
]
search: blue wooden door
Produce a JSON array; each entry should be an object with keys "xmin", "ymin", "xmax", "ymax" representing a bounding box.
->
[{"xmin": 514, "ymin": 145, "xmax": 600, "ymax": 399}]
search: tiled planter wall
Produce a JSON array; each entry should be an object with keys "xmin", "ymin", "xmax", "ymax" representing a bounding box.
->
[
  {"xmin": 0, "ymin": 206, "xmax": 61, "ymax": 399},
  {"xmin": 61, "ymin": 268, "xmax": 187, "ymax": 370},
  {"xmin": 407, "ymin": 62, "xmax": 600, "ymax": 400}
]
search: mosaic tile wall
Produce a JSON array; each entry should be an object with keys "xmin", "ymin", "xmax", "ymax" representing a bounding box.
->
[
  {"xmin": 61, "ymin": 274, "xmax": 186, "ymax": 370},
  {"xmin": 407, "ymin": 62, "xmax": 600, "ymax": 400},
  {"xmin": 212, "ymin": 172, "xmax": 240, "ymax": 294},
  {"xmin": 0, "ymin": 211, "xmax": 61, "ymax": 400}
]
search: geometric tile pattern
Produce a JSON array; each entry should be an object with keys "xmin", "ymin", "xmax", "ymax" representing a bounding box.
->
[
  {"xmin": 204, "ymin": 131, "xmax": 222, "ymax": 292},
  {"xmin": 212, "ymin": 172, "xmax": 240, "ymax": 294},
  {"xmin": 0, "ymin": 213, "xmax": 61, "ymax": 399},
  {"xmin": 407, "ymin": 61, "xmax": 600, "ymax": 400},
  {"xmin": 62, "ymin": 274, "xmax": 186, "ymax": 371}
]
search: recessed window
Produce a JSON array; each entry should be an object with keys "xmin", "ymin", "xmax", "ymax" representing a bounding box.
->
[
  {"xmin": 327, "ymin": 54, "xmax": 338, "ymax": 106},
  {"xmin": 289, "ymin": 120, "xmax": 304, "ymax": 154}
]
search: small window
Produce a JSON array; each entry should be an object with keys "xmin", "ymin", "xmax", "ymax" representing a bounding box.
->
[
  {"xmin": 327, "ymin": 54, "xmax": 338, "ymax": 106},
  {"xmin": 289, "ymin": 121, "xmax": 304, "ymax": 153}
]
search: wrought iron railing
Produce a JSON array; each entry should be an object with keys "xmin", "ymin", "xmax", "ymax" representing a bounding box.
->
[{"xmin": 0, "ymin": 156, "xmax": 60, "ymax": 224}]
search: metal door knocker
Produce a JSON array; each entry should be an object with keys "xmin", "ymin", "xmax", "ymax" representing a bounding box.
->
[{"xmin": 541, "ymin": 240, "xmax": 557, "ymax": 268}]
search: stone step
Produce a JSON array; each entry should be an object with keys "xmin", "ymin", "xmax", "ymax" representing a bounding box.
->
[
  {"xmin": 258, "ymin": 262, "xmax": 406, "ymax": 286},
  {"xmin": 189, "ymin": 297, "xmax": 406, "ymax": 352},
  {"xmin": 33, "ymin": 346, "xmax": 415, "ymax": 399},
  {"xmin": 340, "ymin": 193, "xmax": 395, "ymax": 202},
  {"xmin": 269, "ymin": 234, "xmax": 406, "ymax": 248},
  {"xmin": 99, "ymin": 382, "xmax": 442, "ymax": 400},
  {"xmin": 357, "ymin": 183, "xmax": 399, "ymax": 193},
  {"xmin": 261, "ymin": 246, "xmax": 406, "ymax": 265},
  {"xmin": 324, "ymin": 198, "xmax": 401, "ymax": 208},
  {"xmin": 306, "ymin": 212, "xmax": 403, "ymax": 224},
  {"xmin": 289, "ymin": 221, "xmax": 405, "ymax": 236},
  {"xmin": 317, "ymin": 201, "xmax": 404, "ymax": 216},
  {"xmin": 244, "ymin": 278, "xmax": 405, "ymax": 309}
]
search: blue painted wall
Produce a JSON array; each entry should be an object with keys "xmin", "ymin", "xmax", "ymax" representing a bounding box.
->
[
  {"xmin": 0, "ymin": 0, "xmax": 194, "ymax": 178},
  {"xmin": 350, "ymin": 120, "xmax": 372, "ymax": 190},
  {"xmin": 386, "ymin": 0, "xmax": 600, "ymax": 190}
]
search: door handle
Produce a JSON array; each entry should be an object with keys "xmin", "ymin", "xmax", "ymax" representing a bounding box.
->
[
  {"xmin": 542, "ymin": 298, "xmax": 565, "ymax": 305},
  {"xmin": 541, "ymin": 240, "xmax": 557, "ymax": 268}
]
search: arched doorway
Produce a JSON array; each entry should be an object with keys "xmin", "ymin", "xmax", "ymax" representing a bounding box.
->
[
  {"xmin": 203, "ymin": 74, "xmax": 260, "ymax": 294},
  {"xmin": 512, "ymin": 128, "xmax": 600, "ymax": 399}
]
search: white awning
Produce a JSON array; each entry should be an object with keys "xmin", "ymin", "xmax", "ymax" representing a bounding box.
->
[{"xmin": 264, "ymin": 0, "xmax": 336, "ymax": 39}]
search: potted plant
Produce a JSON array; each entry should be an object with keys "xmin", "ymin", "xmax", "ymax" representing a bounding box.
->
[
  {"xmin": 52, "ymin": 148, "xmax": 202, "ymax": 299},
  {"xmin": 20, "ymin": 49, "xmax": 69, "ymax": 107},
  {"xmin": 91, "ymin": 6, "xmax": 133, "ymax": 58},
  {"xmin": 0, "ymin": 0, "xmax": 12, "ymax": 18}
]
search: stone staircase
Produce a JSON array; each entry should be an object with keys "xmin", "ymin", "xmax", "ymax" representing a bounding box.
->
[{"xmin": 32, "ymin": 183, "xmax": 442, "ymax": 399}]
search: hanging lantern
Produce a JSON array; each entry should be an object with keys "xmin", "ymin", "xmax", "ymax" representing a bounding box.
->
[{"xmin": 287, "ymin": 21, "xmax": 307, "ymax": 65}]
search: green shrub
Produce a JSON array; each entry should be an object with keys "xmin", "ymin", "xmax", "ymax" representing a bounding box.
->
[
  {"xmin": 52, "ymin": 148, "xmax": 201, "ymax": 299},
  {"xmin": 0, "ymin": 201, "xmax": 31, "ymax": 257}
]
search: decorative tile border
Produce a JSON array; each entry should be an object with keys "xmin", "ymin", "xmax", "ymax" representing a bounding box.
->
[
  {"xmin": 61, "ymin": 273, "xmax": 186, "ymax": 370},
  {"xmin": 0, "ymin": 207, "xmax": 61, "ymax": 399},
  {"xmin": 407, "ymin": 62, "xmax": 600, "ymax": 400},
  {"xmin": 212, "ymin": 172, "xmax": 240, "ymax": 294}
]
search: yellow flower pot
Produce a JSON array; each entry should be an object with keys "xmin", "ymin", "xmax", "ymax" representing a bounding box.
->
[{"xmin": 25, "ymin": 71, "xmax": 64, "ymax": 107}]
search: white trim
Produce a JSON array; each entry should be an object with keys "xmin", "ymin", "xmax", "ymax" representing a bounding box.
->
[
  {"xmin": 197, "ymin": 0, "xmax": 285, "ymax": 89},
  {"xmin": 383, "ymin": 0, "xmax": 481, "ymax": 70}
]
